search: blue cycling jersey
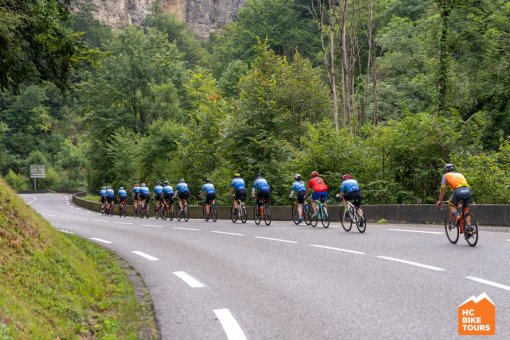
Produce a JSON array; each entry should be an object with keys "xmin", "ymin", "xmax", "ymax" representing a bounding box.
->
[
  {"xmin": 154, "ymin": 185, "xmax": 163, "ymax": 194},
  {"xmin": 176, "ymin": 183, "xmax": 189, "ymax": 193},
  {"xmin": 133, "ymin": 186, "xmax": 141, "ymax": 193},
  {"xmin": 162, "ymin": 185, "xmax": 174, "ymax": 195},
  {"xmin": 253, "ymin": 178, "xmax": 270, "ymax": 191},
  {"xmin": 230, "ymin": 178, "xmax": 245, "ymax": 190},
  {"xmin": 140, "ymin": 187, "xmax": 150, "ymax": 195},
  {"xmin": 201, "ymin": 183, "xmax": 216, "ymax": 194},
  {"xmin": 340, "ymin": 179, "xmax": 360, "ymax": 193},
  {"xmin": 99, "ymin": 189, "xmax": 106, "ymax": 197},
  {"xmin": 291, "ymin": 180, "xmax": 306, "ymax": 193},
  {"xmin": 118, "ymin": 189, "xmax": 128, "ymax": 198},
  {"xmin": 106, "ymin": 189, "xmax": 115, "ymax": 198}
]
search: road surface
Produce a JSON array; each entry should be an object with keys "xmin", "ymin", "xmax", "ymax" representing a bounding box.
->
[{"xmin": 22, "ymin": 193, "xmax": 510, "ymax": 339}]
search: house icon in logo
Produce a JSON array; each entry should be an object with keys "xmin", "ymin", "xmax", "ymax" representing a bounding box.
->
[{"xmin": 458, "ymin": 292, "xmax": 495, "ymax": 335}]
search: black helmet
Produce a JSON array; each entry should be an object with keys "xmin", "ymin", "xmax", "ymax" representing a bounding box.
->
[
  {"xmin": 179, "ymin": 178, "xmax": 185, "ymax": 183},
  {"xmin": 163, "ymin": 181, "xmax": 168, "ymax": 186},
  {"xmin": 294, "ymin": 174, "xmax": 301, "ymax": 180},
  {"xmin": 204, "ymin": 178, "xmax": 211, "ymax": 183},
  {"xmin": 156, "ymin": 181, "xmax": 161, "ymax": 185},
  {"xmin": 255, "ymin": 172, "xmax": 262, "ymax": 179},
  {"xmin": 444, "ymin": 163, "xmax": 455, "ymax": 173}
]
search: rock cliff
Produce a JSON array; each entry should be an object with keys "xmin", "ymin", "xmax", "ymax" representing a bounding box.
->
[{"xmin": 73, "ymin": 0, "xmax": 245, "ymax": 38}]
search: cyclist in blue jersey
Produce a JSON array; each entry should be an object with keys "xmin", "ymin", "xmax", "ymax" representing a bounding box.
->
[
  {"xmin": 132, "ymin": 183, "xmax": 141, "ymax": 211},
  {"xmin": 117, "ymin": 186, "xmax": 128, "ymax": 205},
  {"xmin": 139, "ymin": 183, "xmax": 151, "ymax": 212},
  {"xmin": 105, "ymin": 186, "xmax": 115, "ymax": 212},
  {"xmin": 153, "ymin": 181, "xmax": 163, "ymax": 215},
  {"xmin": 338, "ymin": 174, "xmax": 363, "ymax": 219},
  {"xmin": 173, "ymin": 178, "xmax": 189, "ymax": 212},
  {"xmin": 99, "ymin": 186, "xmax": 107, "ymax": 211},
  {"xmin": 289, "ymin": 174, "xmax": 307, "ymax": 224},
  {"xmin": 162, "ymin": 180, "xmax": 174, "ymax": 212},
  {"xmin": 251, "ymin": 173, "xmax": 271, "ymax": 211},
  {"xmin": 201, "ymin": 178, "xmax": 216, "ymax": 218},
  {"xmin": 229, "ymin": 173, "xmax": 246, "ymax": 213}
]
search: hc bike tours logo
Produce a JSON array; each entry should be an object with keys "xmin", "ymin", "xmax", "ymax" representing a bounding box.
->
[{"xmin": 458, "ymin": 292, "xmax": 495, "ymax": 336}]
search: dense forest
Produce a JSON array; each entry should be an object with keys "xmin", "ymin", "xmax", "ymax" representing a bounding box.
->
[{"xmin": 1, "ymin": 0, "xmax": 509, "ymax": 204}]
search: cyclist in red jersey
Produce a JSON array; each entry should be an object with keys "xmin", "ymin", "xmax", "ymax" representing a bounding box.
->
[{"xmin": 306, "ymin": 170, "xmax": 329, "ymax": 217}]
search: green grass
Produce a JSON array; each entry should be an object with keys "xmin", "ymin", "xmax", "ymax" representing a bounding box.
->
[
  {"xmin": 82, "ymin": 194, "xmax": 100, "ymax": 202},
  {"xmin": 0, "ymin": 178, "xmax": 157, "ymax": 338}
]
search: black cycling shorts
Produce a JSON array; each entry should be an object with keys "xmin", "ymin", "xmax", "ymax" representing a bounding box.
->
[
  {"xmin": 297, "ymin": 191, "xmax": 306, "ymax": 204},
  {"xmin": 155, "ymin": 193, "xmax": 162, "ymax": 201},
  {"xmin": 235, "ymin": 188, "xmax": 247, "ymax": 201},
  {"xmin": 450, "ymin": 187, "xmax": 472, "ymax": 207},
  {"xmin": 256, "ymin": 190, "xmax": 270, "ymax": 205},
  {"xmin": 206, "ymin": 193, "xmax": 216, "ymax": 204},
  {"xmin": 100, "ymin": 196, "xmax": 106, "ymax": 204},
  {"xmin": 179, "ymin": 192, "xmax": 189, "ymax": 200},
  {"xmin": 163, "ymin": 194, "xmax": 174, "ymax": 204},
  {"xmin": 106, "ymin": 196, "xmax": 114, "ymax": 203},
  {"xmin": 140, "ymin": 193, "xmax": 150, "ymax": 203},
  {"xmin": 345, "ymin": 190, "xmax": 362, "ymax": 207}
]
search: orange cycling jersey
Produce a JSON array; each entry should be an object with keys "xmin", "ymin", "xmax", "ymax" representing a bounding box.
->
[
  {"xmin": 308, "ymin": 177, "xmax": 328, "ymax": 192},
  {"xmin": 441, "ymin": 172, "xmax": 469, "ymax": 190}
]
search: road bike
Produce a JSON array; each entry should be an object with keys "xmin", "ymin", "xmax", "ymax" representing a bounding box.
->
[
  {"xmin": 291, "ymin": 197, "xmax": 310, "ymax": 225},
  {"xmin": 176, "ymin": 204, "xmax": 189, "ymax": 222},
  {"xmin": 443, "ymin": 200, "xmax": 478, "ymax": 247},
  {"xmin": 141, "ymin": 200, "xmax": 150, "ymax": 219},
  {"xmin": 104, "ymin": 201, "xmax": 114, "ymax": 217},
  {"xmin": 231, "ymin": 197, "xmax": 248, "ymax": 224},
  {"xmin": 253, "ymin": 198, "xmax": 271, "ymax": 226},
  {"xmin": 310, "ymin": 199, "xmax": 329, "ymax": 228},
  {"xmin": 202, "ymin": 199, "xmax": 218, "ymax": 222},
  {"xmin": 119, "ymin": 199, "xmax": 126, "ymax": 217},
  {"xmin": 160, "ymin": 198, "xmax": 172, "ymax": 220},
  {"xmin": 340, "ymin": 200, "xmax": 366, "ymax": 233},
  {"xmin": 154, "ymin": 199, "xmax": 164, "ymax": 219}
]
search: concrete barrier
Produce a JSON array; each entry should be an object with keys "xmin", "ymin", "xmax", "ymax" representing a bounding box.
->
[{"xmin": 72, "ymin": 193, "xmax": 510, "ymax": 226}]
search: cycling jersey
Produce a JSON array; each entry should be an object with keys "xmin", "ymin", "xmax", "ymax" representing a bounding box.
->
[
  {"xmin": 253, "ymin": 178, "xmax": 270, "ymax": 192},
  {"xmin": 133, "ymin": 186, "xmax": 141, "ymax": 197},
  {"xmin": 201, "ymin": 183, "xmax": 216, "ymax": 194},
  {"xmin": 105, "ymin": 189, "xmax": 115, "ymax": 199},
  {"xmin": 340, "ymin": 179, "xmax": 360, "ymax": 194},
  {"xmin": 118, "ymin": 189, "xmax": 128, "ymax": 199},
  {"xmin": 99, "ymin": 189, "xmax": 107, "ymax": 197},
  {"xmin": 231, "ymin": 178, "xmax": 246, "ymax": 190},
  {"xmin": 154, "ymin": 185, "xmax": 163, "ymax": 195},
  {"xmin": 291, "ymin": 180, "xmax": 307, "ymax": 193},
  {"xmin": 308, "ymin": 177, "xmax": 328, "ymax": 192},
  {"xmin": 162, "ymin": 185, "xmax": 174, "ymax": 196},
  {"xmin": 441, "ymin": 172, "xmax": 469, "ymax": 190},
  {"xmin": 140, "ymin": 187, "xmax": 150, "ymax": 198},
  {"xmin": 176, "ymin": 183, "xmax": 189, "ymax": 193}
]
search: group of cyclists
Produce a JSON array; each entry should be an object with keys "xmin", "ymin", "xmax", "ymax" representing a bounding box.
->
[{"xmin": 98, "ymin": 163, "xmax": 471, "ymax": 226}]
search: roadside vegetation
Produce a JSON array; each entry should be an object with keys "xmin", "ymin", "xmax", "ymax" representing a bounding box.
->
[{"xmin": 0, "ymin": 178, "xmax": 157, "ymax": 338}]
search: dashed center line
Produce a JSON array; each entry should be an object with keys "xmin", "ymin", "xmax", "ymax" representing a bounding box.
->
[
  {"xmin": 465, "ymin": 276, "xmax": 510, "ymax": 292},
  {"xmin": 211, "ymin": 231, "xmax": 245, "ymax": 236},
  {"xmin": 76, "ymin": 208, "xmax": 82, "ymax": 210},
  {"xmin": 92, "ymin": 219, "xmax": 108, "ymax": 223},
  {"xmin": 376, "ymin": 256, "xmax": 445, "ymax": 271},
  {"xmin": 173, "ymin": 271, "xmax": 205, "ymax": 288},
  {"xmin": 115, "ymin": 221, "xmax": 133, "ymax": 225},
  {"xmin": 310, "ymin": 244, "xmax": 365, "ymax": 255},
  {"xmin": 214, "ymin": 309, "xmax": 247, "ymax": 340},
  {"xmin": 386, "ymin": 228, "xmax": 442, "ymax": 235},
  {"xmin": 58, "ymin": 230, "xmax": 74, "ymax": 234},
  {"xmin": 142, "ymin": 224, "xmax": 165, "ymax": 228},
  {"xmin": 132, "ymin": 251, "xmax": 159, "ymax": 261},
  {"xmin": 90, "ymin": 237, "xmax": 112, "ymax": 244},
  {"xmin": 255, "ymin": 236, "xmax": 298, "ymax": 244},
  {"xmin": 173, "ymin": 227, "xmax": 200, "ymax": 231},
  {"xmin": 71, "ymin": 217, "xmax": 88, "ymax": 221}
]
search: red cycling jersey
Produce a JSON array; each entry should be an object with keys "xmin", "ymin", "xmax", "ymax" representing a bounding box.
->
[{"xmin": 308, "ymin": 177, "xmax": 328, "ymax": 192}]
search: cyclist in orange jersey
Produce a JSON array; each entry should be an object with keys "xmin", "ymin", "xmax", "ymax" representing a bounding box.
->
[{"xmin": 436, "ymin": 163, "xmax": 472, "ymax": 222}]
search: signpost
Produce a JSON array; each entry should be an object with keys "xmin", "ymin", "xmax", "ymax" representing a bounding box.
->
[{"xmin": 30, "ymin": 164, "xmax": 45, "ymax": 190}]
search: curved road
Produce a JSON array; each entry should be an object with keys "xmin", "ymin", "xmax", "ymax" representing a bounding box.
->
[{"xmin": 23, "ymin": 194, "xmax": 510, "ymax": 339}]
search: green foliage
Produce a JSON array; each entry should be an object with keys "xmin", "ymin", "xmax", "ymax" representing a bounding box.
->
[{"xmin": 4, "ymin": 170, "xmax": 29, "ymax": 190}]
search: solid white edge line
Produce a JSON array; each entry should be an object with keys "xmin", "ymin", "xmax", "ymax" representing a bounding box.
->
[
  {"xmin": 310, "ymin": 244, "xmax": 365, "ymax": 255},
  {"xmin": 132, "ymin": 251, "xmax": 159, "ymax": 261},
  {"xmin": 211, "ymin": 231, "xmax": 245, "ymax": 236},
  {"xmin": 255, "ymin": 236, "xmax": 298, "ymax": 244},
  {"xmin": 142, "ymin": 224, "xmax": 165, "ymax": 228},
  {"xmin": 465, "ymin": 276, "xmax": 510, "ymax": 292},
  {"xmin": 114, "ymin": 221, "xmax": 133, "ymax": 225},
  {"xmin": 386, "ymin": 228, "xmax": 442, "ymax": 235},
  {"xmin": 214, "ymin": 309, "xmax": 247, "ymax": 340},
  {"xmin": 25, "ymin": 196, "xmax": 37, "ymax": 205},
  {"xmin": 71, "ymin": 217, "xmax": 87, "ymax": 221},
  {"xmin": 173, "ymin": 227, "xmax": 200, "ymax": 231},
  {"xmin": 93, "ymin": 219, "xmax": 108, "ymax": 223},
  {"xmin": 58, "ymin": 230, "xmax": 74, "ymax": 234},
  {"xmin": 90, "ymin": 237, "xmax": 112, "ymax": 244},
  {"xmin": 173, "ymin": 271, "xmax": 205, "ymax": 288},
  {"xmin": 376, "ymin": 256, "xmax": 445, "ymax": 271}
]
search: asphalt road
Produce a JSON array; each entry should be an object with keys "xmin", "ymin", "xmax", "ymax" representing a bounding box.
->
[{"xmin": 22, "ymin": 193, "xmax": 510, "ymax": 339}]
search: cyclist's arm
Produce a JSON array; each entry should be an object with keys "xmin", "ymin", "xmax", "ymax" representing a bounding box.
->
[
  {"xmin": 251, "ymin": 187, "xmax": 256, "ymax": 198},
  {"xmin": 437, "ymin": 186, "xmax": 446, "ymax": 207},
  {"xmin": 289, "ymin": 190, "xmax": 294, "ymax": 198}
]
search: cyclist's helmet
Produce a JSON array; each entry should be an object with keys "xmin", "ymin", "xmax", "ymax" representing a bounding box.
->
[
  {"xmin": 107, "ymin": 186, "xmax": 111, "ymax": 189},
  {"xmin": 311, "ymin": 170, "xmax": 319, "ymax": 178},
  {"xmin": 156, "ymin": 181, "xmax": 161, "ymax": 185},
  {"xmin": 120, "ymin": 187, "xmax": 124, "ymax": 190},
  {"xmin": 179, "ymin": 178, "xmax": 185, "ymax": 183},
  {"xmin": 255, "ymin": 173, "xmax": 262, "ymax": 179},
  {"xmin": 141, "ymin": 183, "xmax": 146, "ymax": 187},
  {"xmin": 204, "ymin": 178, "xmax": 211, "ymax": 183},
  {"xmin": 163, "ymin": 181, "xmax": 169, "ymax": 186},
  {"xmin": 134, "ymin": 183, "xmax": 139, "ymax": 187},
  {"xmin": 234, "ymin": 172, "xmax": 240, "ymax": 177},
  {"xmin": 342, "ymin": 174, "xmax": 352, "ymax": 181},
  {"xmin": 444, "ymin": 163, "xmax": 455, "ymax": 173},
  {"xmin": 101, "ymin": 186, "xmax": 106, "ymax": 190},
  {"xmin": 294, "ymin": 174, "xmax": 301, "ymax": 180}
]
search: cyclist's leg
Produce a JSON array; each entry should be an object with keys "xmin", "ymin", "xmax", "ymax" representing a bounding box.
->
[{"xmin": 448, "ymin": 193, "xmax": 459, "ymax": 221}]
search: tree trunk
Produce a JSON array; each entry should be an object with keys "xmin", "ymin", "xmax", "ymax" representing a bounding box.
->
[{"xmin": 436, "ymin": 0, "xmax": 453, "ymax": 115}]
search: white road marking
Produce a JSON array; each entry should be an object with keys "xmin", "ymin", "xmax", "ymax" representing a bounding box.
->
[
  {"xmin": 255, "ymin": 236, "xmax": 298, "ymax": 244},
  {"xmin": 47, "ymin": 214, "xmax": 55, "ymax": 217},
  {"xmin": 132, "ymin": 251, "xmax": 159, "ymax": 261},
  {"xmin": 71, "ymin": 218, "xmax": 88, "ymax": 221},
  {"xmin": 58, "ymin": 230, "xmax": 74, "ymax": 234},
  {"xmin": 214, "ymin": 309, "xmax": 247, "ymax": 340},
  {"xmin": 465, "ymin": 276, "xmax": 510, "ymax": 292},
  {"xmin": 69, "ymin": 205, "xmax": 75, "ymax": 208},
  {"xmin": 211, "ymin": 231, "xmax": 245, "ymax": 236},
  {"xmin": 376, "ymin": 256, "xmax": 445, "ymax": 271},
  {"xmin": 87, "ymin": 211, "xmax": 93, "ymax": 214},
  {"xmin": 142, "ymin": 224, "xmax": 165, "ymax": 228},
  {"xmin": 66, "ymin": 202, "xmax": 70, "ymax": 205},
  {"xmin": 90, "ymin": 237, "xmax": 112, "ymax": 244},
  {"xmin": 386, "ymin": 228, "xmax": 442, "ymax": 235},
  {"xmin": 93, "ymin": 219, "xmax": 108, "ymax": 223},
  {"xmin": 115, "ymin": 221, "xmax": 133, "ymax": 225},
  {"xmin": 76, "ymin": 208, "xmax": 82, "ymax": 211},
  {"xmin": 310, "ymin": 244, "xmax": 365, "ymax": 255},
  {"xmin": 173, "ymin": 227, "xmax": 200, "ymax": 231},
  {"xmin": 173, "ymin": 271, "xmax": 205, "ymax": 288},
  {"xmin": 25, "ymin": 196, "xmax": 37, "ymax": 205}
]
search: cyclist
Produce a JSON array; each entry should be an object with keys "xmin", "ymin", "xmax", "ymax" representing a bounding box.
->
[
  {"xmin": 117, "ymin": 186, "xmax": 128, "ymax": 210},
  {"xmin": 105, "ymin": 186, "xmax": 115, "ymax": 212},
  {"xmin": 162, "ymin": 180, "xmax": 174, "ymax": 213},
  {"xmin": 201, "ymin": 178, "xmax": 216, "ymax": 218},
  {"xmin": 306, "ymin": 171, "xmax": 328, "ymax": 217},
  {"xmin": 153, "ymin": 181, "xmax": 163, "ymax": 216},
  {"xmin": 289, "ymin": 174, "xmax": 307, "ymax": 224},
  {"xmin": 436, "ymin": 163, "xmax": 472, "ymax": 225},
  {"xmin": 251, "ymin": 173, "xmax": 270, "ymax": 215},
  {"xmin": 229, "ymin": 173, "xmax": 246, "ymax": 213},
  {"xmin": 338, "ymin": 174, "xmax": 363, "ymax": 219},
  {"xmin": 174, "ymin": 178, "xmax": 190, "ymax": 213},
  {"xmin": 99, "ymin": 186, "xmax": 107, "ymax": 211},
  {"xmin": 139, "ymin": 183, "xmax": 151, "ymax": 214},
  {"xmin": 132, "ymin": 183, "xmax": 141, "ymax": 212}
]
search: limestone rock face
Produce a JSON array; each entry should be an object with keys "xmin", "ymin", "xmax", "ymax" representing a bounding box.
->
[{"xmin": 74, "ymin": 0, "xmax": 245, "ymax": 38}]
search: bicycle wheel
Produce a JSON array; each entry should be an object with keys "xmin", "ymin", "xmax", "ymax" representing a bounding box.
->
[
  {"xmin": 122, "ymin": 204, "xmax": 127, "ymax": 217},
  {"xmin": 203, "ymin": 205, "xmax": 209, "ymax": 221},
  {"xmin": 303, "ymin": 204, "xmax": 311, "ymax": 225},
  {"xmin": 240, "ymin": 203, "xmax": 248, "ymax": 224},
  {"xmin": 176, "ymin": 207, "xmax": 182, "ymax": 221},
  {"xmin": 291, "ymin": 204, "xmax": 299, "ymax": 225},
  {"xmin": 253, "ymin": 205, "xmax": 262, "ymax": 225},
  {"xmin": 321, "ymin": 205, "xmax": 330, "ymax": 228},
  {"xmin": 231, "ymin": 204, "xmax": 238, "ymax": 223},
  {"xmin": 184, "ymin": 206, "xmax": 189, "ymax": 222},
  {"xmin": 444, "ymin": 212, "xmax": 459, "ymax": 244},
  {"xmin": 169, "ymin": 206, "xmax": 174, "ymax": 221},
  {"xmin": 211, "ymin": 205, "xmax": 217, "ymax": 222},
  {"xmin": 464, "ymin": 213, "xmax": 478, "ymax": 247},
  {"xmin": 264, "ymin": 204, "xmax": 271, "ymax": 226},
  {"xmin": 110, "ymin": 205, "xmax": 114, "ymax": 217},
  {"xmin": 145, "ymin": 207, "xmax": 150, "ymax": 219},
  {"xmin": 340, "ymin": 206, "xmax": 352, "ymax": 232},
  {"xmin": 310, "ymin": 205, "xmax": 318, "ymax": 228},
  {"xmin": 356, "ymin": 207, "xmax": 366, "ymax": 233}
]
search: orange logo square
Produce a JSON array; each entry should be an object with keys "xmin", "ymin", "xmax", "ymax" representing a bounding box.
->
[{"xmin": 458, "ymin": 292, "xmax": 495, "ymax": 335}]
